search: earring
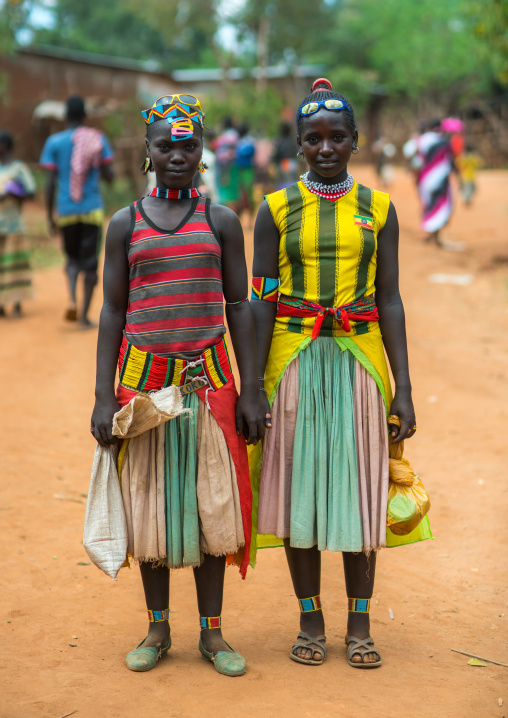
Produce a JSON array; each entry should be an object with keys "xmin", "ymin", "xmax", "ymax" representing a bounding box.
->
[
  {"xmin": 297, "ymin": 150, "xmax": 304, "ymax": 158},
  {"xmin": 143, "ymin": 155, "xmax": 152, "ymax": 173},
  {"xmin": 352, "ymin": 146, "xmax": 359, "ymax": 155},
  {"xmin": 198, "ymin": 160, "xmax": 208, "ymax": 174}
]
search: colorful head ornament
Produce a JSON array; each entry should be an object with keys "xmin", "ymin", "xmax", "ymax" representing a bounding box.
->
[
  {"xmin": 142, "ymin": 94, "xmax": 204, "ymax": 141},
  {"xmin": 297, "ymin": 98, "xmax": 355, "ymax": 125}
]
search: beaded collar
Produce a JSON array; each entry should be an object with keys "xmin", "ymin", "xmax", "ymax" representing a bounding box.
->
[
  {"xmin": 148, "ymin": 187, "xmax": 202, "ymax": 200},
  {"xmin": 300, "ymin": 171, "xmax": 354, "ymax": 201}
]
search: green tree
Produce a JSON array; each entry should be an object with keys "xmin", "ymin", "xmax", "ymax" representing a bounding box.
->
[
  {"xmin": 29, "ymin": 0, "xmax": 169, "ymax": 63},
  {"xmin": 324, "ymin": 0, "xmax": 498, "ymax": 110},
  {"xmin": 232, "ymin": 0, "xmax": 339, "ymax": 67}
]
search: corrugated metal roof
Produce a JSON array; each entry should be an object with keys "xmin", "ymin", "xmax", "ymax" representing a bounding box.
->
[
  {"xmin": 19, "ymin": 45, "xmax": 167, "ymax": 75},
  {"xmin": 18, "ymin": 47, "xmax": 325, "ymax": 83},
  {"xmin": 173, "ymin": 64, "xmax": 326, "ymax": 82}
]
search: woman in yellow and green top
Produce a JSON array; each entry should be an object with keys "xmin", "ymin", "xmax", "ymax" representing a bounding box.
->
[{"xmin": 251, "ymin": 78, "xmax": 426, "ymax": 669}]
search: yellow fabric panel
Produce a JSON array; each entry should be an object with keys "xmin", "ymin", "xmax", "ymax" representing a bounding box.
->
[
  {"xmin": 367, "ymin": 188, "xmax": 390, "ymax": 293},
  {"xmin": 57, "ymin": 208, "xmax": 104, "ymax": 227},
  {"xmin": 266, "ymin": 189, "xmax": 292, "ymax": 296}
]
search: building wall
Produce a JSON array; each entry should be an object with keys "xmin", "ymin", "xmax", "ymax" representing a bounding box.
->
[{"xmin": 0, "ymin": 50, "xmax": 178, "ymax": 162}]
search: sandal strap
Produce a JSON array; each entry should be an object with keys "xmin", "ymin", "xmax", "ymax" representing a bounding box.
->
[
  {"xmin": 292, "ymin": 631, "xmax": 327, "ymax": 659},
  {"xmin": 345, "ymin": 635, "xmax": 380, "ymax": 661}
]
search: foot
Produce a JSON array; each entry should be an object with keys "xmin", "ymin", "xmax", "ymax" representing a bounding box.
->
[
  {"xmin": 199, "ymin": 629, "xmax": 246, "ymax": 676},
  {"xmin": 78, "ymin": 317, "xmax": 98, "ymax": 329},
  {"xmin": 12, "ymin": 303, "xmax": 22, "ymax": 318},
  {"xmin": 64, "ymin": 305, "xmax": 77, "ymax": 321},
  {"xmin": 199, "ymin": 628, "xmax": 235, "ymax": 656},
  {"xmin": 346, "ymin": 612, "xmax": 380, "ymax": 665},
  {"xmin": 142, "ymin": 621, "xmax": 171, "ymax": 650},
  {"xmin": 125, "ymin": 621, "xmax": 171, "ymax": 672},
  {"xmin": 292, "ymin": 609, "xmax": 325, "ymax": 662}
]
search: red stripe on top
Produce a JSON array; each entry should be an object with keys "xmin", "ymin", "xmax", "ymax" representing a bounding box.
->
[{"xmin": 125, "ymin": 198, "xmax": 225, "ymax": 356}]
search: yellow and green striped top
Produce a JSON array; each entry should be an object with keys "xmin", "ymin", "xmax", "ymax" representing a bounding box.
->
[{"xmin": 266, "ymin": 180, "xmax": 390, "ymax": 336}]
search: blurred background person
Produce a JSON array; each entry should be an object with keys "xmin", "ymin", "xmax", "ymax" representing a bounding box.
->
[
  {"xmin": 456, "ymin": 144, "xmax": 482, "ymax": 207},
  {"xmin": 236, "ymin": 123, "xmax": 256, "ymax": 227},
  {"xmin": 272, "ymin": 121, "xmax": 300, "ymax": 190},
  {"xmin": 197, "ymin": 129, "xmax": 218, "ymax": 202},
  {"xmin": 403, "ymin": 118, "xmax": 456, "ymax": 246},
  {"xmin": 0, "ymin": 130, "xmax": 36, "ymax": 318},
  {"xmin": 372, "ymin": 136, "xmax": 396, "ymax": 189},
  {"xmin": 212, "ymin": 117, "xmax": 239, "ymax": 211},
  {"xmin": 40, "ymin": 96, "xmax": 114, "ymax": 328}
]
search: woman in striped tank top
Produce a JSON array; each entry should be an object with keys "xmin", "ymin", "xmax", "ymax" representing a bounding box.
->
[
  {"xmin": 251, "ymin": 79, "xmax": 429, "ymax": 669},
  {"xmin": 91, "ymin": 94, "xmax": 266, "ymax": 676}
]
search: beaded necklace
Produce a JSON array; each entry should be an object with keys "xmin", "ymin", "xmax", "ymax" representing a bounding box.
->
[
  {"xmin": 300, "ymin": 171, "xmax": 354, "ymax": 201},
  {"xmin": 149, "ymin": 187, "xmax": 202, "ymax": 200}
]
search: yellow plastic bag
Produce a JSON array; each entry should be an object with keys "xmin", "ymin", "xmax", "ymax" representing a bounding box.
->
[{"xmin": 387, "ymin": 415, "xmax": 430, "ymax": 536}]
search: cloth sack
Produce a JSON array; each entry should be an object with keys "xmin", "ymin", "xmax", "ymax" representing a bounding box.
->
[
  {"xmin": 83, "ymin": 444, "xmax": 127, "ymax": 579},
  {"xmin": 386, "ymin": 415, "xmax": 430, "ymax": 535},
  {"xmin": 83, "ymin": 385, "xmax": 187, "ymax": 579}
]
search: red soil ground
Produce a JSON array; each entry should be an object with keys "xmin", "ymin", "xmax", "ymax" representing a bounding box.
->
[{"xmin": 1, "ymin": 165, "xmax": 507, "ymax": 718}]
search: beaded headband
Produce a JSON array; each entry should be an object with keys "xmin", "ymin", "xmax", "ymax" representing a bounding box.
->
[{"xmin": 142, "ymin": 94, "xmax": 204, "ymax": 141}]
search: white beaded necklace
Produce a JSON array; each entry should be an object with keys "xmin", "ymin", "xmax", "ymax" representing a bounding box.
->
[{"xmin": 300, "ymin": 171, "xmax": 354, "ymax": 200}]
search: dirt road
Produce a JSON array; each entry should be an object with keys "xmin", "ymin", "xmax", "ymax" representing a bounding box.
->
[{"xmin": 1, "ymin": 166, "xmax": 507, "ymax": 718}]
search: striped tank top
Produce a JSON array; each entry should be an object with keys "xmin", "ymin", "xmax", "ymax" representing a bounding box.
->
[
  {"xmin": 265, "ymin": 180, "xmax": 390, "ymax": 336},
  {"xmin": 124, "ymin": 196, "xmax": 225, "ymax": 356}
]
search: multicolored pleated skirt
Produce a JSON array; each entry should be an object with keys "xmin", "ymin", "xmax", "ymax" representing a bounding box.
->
[
  {"xmin": 257, "ymin": 337, "xmax": 389, "ymax": 553},
  {"xmin": 116, "ymin": 336, "xmax": 252, "ymax": 577}
]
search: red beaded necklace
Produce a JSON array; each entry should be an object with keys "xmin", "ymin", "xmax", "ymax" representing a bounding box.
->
[{"xmin": 148, "ymin": 187, "xmax": 201, "ymax": 200}]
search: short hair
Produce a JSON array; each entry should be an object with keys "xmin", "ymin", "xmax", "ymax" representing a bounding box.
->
[
  {"xmin": 66, "ymin": 96, "xmax": 86, "ymax": 121},
  {"xmin": 0, "ymin": 130, "xmax": 14, "ymax": 151},
  {"xmin": 296, "ymin": 78, "xmax": 357, "ymax": 137}
]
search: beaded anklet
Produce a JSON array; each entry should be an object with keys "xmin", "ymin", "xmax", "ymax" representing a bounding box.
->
[
  {"xmin": 348, "ymin": 598, "xmax": 370, "ymax": 613},
  {"xmin": 298, "ymin": 595, "xmax": 322, "ymax": 612},
  {"xmin": 147, "ymin": 608, "xmax": 170, "ymax": 622},
  {"xmin": 200, "ymin": 616, "xmax": 221, "ymax": 629}
]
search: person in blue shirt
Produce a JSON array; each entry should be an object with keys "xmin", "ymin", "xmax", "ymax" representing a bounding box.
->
[{"xmin": 40, "ymin": 96, "xmax": 114, "ymax": 327}]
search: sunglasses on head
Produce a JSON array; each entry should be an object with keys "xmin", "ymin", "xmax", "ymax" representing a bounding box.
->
[
  {"xmin": 154, "ymin": 94, "xmax": 201, "ymax": 108},
  {"xmin": 142, "ymin": 94, "xmax": 204, "ymax": 125},
  {"xmin": 297, "ymin": 98, "xmax": 353, "ymax": 122}
]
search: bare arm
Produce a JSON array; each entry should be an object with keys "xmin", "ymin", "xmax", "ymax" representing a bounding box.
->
[
  {"xmin": 376, "ymin": 201, "xmax": 416, "ymax": 443},
  {"xmin": 250, "ymin": 200, "xmax": 279, "ymax": 419},
  {"xmin": 211, "ymin": 203, "xmax": 266, "ymax": 443},
  {"xmin": 90, "ymin": 207, "xmax": 130, "ymax": 446},
  {"xmin": 44, "ymin": 169, "xmax": 57, "ymax": 236}
]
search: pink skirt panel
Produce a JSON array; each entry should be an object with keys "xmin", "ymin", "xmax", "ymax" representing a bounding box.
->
[{"xmin": 257, "ymin": 353, "xmax": 389, "ymax": 551}]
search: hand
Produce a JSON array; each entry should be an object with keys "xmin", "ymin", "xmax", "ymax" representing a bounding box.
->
[
  {"xmin": 235, "ymin": 386, "xmax": 269, "ymax": 445},
  {"xmin": 260, "ymin": 390, "xmax": 272, "ymax": 430},
  {"xmin": 90, "ymin": 394, "xmax": 120, "ymax": 447},
  {"xmin": 388, "ymin": 390, "xmax": 416, "ymax": 444}
]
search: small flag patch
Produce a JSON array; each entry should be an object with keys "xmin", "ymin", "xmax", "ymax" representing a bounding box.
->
[{"xmin": 354, "ymin": 215, "xmax": 373, "ymax": 230}]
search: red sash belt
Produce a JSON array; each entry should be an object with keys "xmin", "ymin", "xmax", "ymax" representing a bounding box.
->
[{"xmin": 277, "ymin": 294, "xmax": 379, "ymax": 340}]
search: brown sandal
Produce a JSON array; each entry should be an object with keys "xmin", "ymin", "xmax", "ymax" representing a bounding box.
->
[{"xmin": 345, "ymin": 635, "xmax": 382, "ymax": 668}]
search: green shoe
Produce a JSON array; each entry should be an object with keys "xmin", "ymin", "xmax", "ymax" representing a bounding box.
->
[
  {"xmin": 198, "ymin": 638, "xmax": 246, "ymax": 677},
  {"xmin": 126, "ymin": 635, "xmax": 171, "ymax": 672}
]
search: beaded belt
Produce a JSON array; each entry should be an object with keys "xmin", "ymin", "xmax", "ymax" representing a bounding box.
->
[
  {"xmin": 277, "ymin": 294, "xmax": 379, "ymax": 340},
  {"xmin": 118, "ymin": 335, "xmax": 233, "ymax": 395}
]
